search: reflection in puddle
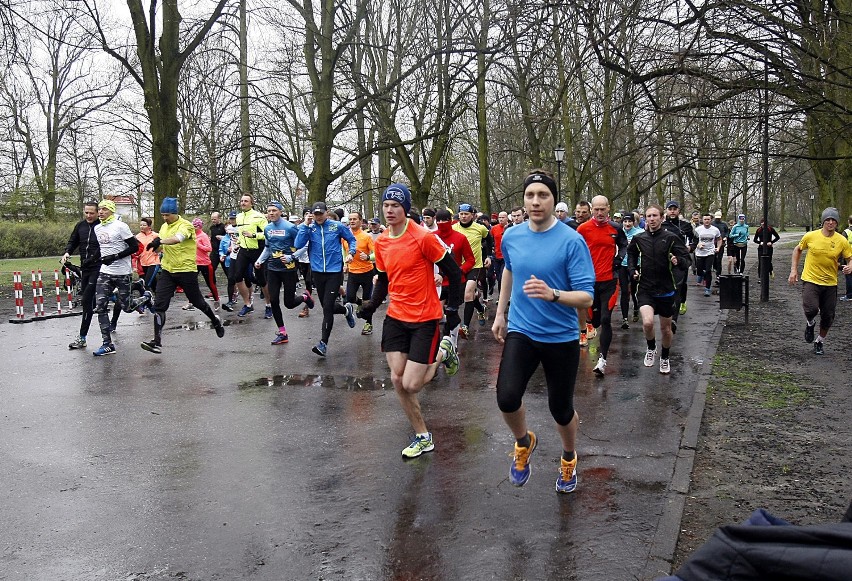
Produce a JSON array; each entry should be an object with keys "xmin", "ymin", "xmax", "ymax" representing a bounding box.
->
[{"xmin": 238, "ymin": 374, "xmax": 391, "ymax": 391}]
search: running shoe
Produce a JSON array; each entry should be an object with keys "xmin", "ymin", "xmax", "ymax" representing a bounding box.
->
[
  {"xmin": 840, "ymin": 296, "xmax": 851, "ymax": 302},
  {"xmin": 264, "ymin": 306, "xmax": 273, "ymax": 319},
  {"xmin": 704, "ymin": 288, "xmax": 711, "ymax": 297},
  {"xmin": 361, "ymin": 322, "xmax": 373, "ymax": 336},
  {"xmin": 671, "ymin": 320, "xmax": 678, "ymax": 334},
  {"xmin": 344, "ymin": 302, "xmax": 356, "ymax": 328},
  {"xmin": 213, "ymin": 301, "xmax": 220, "ymax": 311},
  {"xmin": 237, "ymin": 304, "xmax": 254, "ymax": 317},
  {"xmin": 130, "ymin": 290, "xmax": 153, "ymax": 313},
  {"xmin": 644, "ymin": 349, "xmax": 656, "ymax": 367},
  {"xmin": 556, "ymin": 455, "xmax": 578, "ymax": 494},
  {"xmin": 440, "ymin": 337, "xmax": 459, "ymax": 377},
  {"xmin": 813, "ymin": 341, "xmax": 824, "ymax": 355},
  {"xmin": 68, "ymin": 336, "xmax": 87, "ymax": 350},
  {"xmin": 632, "ymin": 309, "xmax": 639, "ymax": 322},
  {"xmin": 679, "ymin": 302, "xmax": 688, "ymax": 315},
  {"xmin": 586, "ymin": 324, "xmax": 596, "ymax": 339},
  {"xmin": 221, "ymin": 301, "xmax": 234, "ymax": 312},
  {"xmin": 659, "ymin": 358, "xmax": 671, "ymax": 374},
  {"xmin": 579, "ymin": 331, "xmax": 588, "ymax": 347},
  {"xmin": 108, "ymin": 324, "xmax": 117, "ymax": 334},
  {"xmin": 477, "ymin": 310, "xmax": 487, "ymax": 326},
  {"xmin": 593, "ymin": 356, "xmax": 606, "ymax": 377},
  {"xmin": 621, "ymin": 318, "xmax": 629, "ymax": 330},
  {"xmin": 181, "ymin": 303, "xmax": 195, "ymax": 310},
  {"xmin": 271, "ymin": 332, "xmax": 289, "ymax": 345},
  {"xmin": 509, "ymin": 431, "xmax": 537, "ymax": 487},
  {"xmin": 402, "ymin": 433, "xmax": 434, "ymax": 459},
  {"xmin": 140, "ymin": 340, "xmax": 162, "ymax": 354},
  {"xmin": 459, "ymin": 325, "xmax": 469, "ymax": 340},
  {"xmin": 213, "ymin": 315, "xmax": 225, "ymax": 338},
  {"xmin": 93, "ymin": 344, "xmax": 116, "ymax": 357},
  {"xmin": 302, "ymin": 292, "xmax": 315, "ymax": 309},
  {"xmin": 299, "ymin": 306, "xmax": 310, "ymax": 318},
  {"xmin": 312, "ymin": 340, "xmax": 327, "ymax": 357},
  {"xmin": 805, "ymin": 323, "xmax": 815, "ymax": 343}
]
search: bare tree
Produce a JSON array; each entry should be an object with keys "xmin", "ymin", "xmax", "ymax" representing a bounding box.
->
[{"xmin": 82, "ymin": 0, "xmax": 232, "ymax": 226}]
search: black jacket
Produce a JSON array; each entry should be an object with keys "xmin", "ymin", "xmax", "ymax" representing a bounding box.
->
[
  {"xmin": 666, "ymin": 508, "xmax": 852, "ymax": 581},
  {"xmin": 627, "ymin": 227, "xmax": 690, "ymax": 296},
  {"xmin": 64, "ymin": 219, "xmax": 101, "ymax": 271}
]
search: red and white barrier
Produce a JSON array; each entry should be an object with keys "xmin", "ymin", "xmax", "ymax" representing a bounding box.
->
[
  {"xmin": 54, "ymin": 270, "xmax": 62, "ymax": 314},
  {"xmin": 13, "ymin": 272, "xmax": 24, "ymax": 319},
  {"xmin": 31, "ymin": 270, "xmax": 45, "ymax": 317}
]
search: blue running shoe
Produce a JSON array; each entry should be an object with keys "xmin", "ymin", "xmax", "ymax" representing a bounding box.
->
[
  {"xmin": 312, "ymin": 340, "xmax": 327, "ymax": 357},
  {"xmin": 271, "ymin": 332, "xmax": 289, "ymax": 345},
  {"xmin": 509, "ymin": 431, "xmax": 537, "ymax": 486},
  {"xmin": 264, "ymin": 305, "xmax": 273, "ymax": 319},
  {"xmin": 556, "ymin": 456, "xmax": 578, "ymax": 494},
  {"xmin": 344, "ymin": 302, "xmax": 356, "ymax": 328},
  {"xmin": 93, "ymin": 343, "xmax": 116, "ymax": 357},
  {"xmin": 238, "ymin": 304, "xmax": 254, "ymax": 317}
]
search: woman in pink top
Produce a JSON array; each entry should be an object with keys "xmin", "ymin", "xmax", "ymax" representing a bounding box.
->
[{"xmin": 184, "ymin": 218, "xmax": 220, "ymax": 310}]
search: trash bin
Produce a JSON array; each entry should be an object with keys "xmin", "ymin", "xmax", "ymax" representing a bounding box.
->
[{"xmin": 718, "ymin": 274, "xmax": 749, "ymax": 323}]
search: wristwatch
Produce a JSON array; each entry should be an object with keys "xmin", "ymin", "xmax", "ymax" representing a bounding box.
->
[{"xmin": 551, "ymin": 288, "xmax": 561, "ymax": 302}]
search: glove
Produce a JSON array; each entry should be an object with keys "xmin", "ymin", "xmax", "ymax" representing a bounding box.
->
[
  {"xmin": 613, "ymin": 257, "xmax": 623, "ymax": 272},
  {"xmin": 357, "ymin": 301, "xmax": 376, "ymax": 319},
  {"xmin": 444, "ymin": 307, "xmax": 461, "ymax": 331},
  {"xmin": 146, "ymin": 237, "xmax": 162, "ymax": 251},
  {"xmin": 100, "ymin": 254, "xmax": 118, "ymax": 265}
]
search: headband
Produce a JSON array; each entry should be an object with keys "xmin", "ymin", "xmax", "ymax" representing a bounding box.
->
[{"xmin": 523, "ymin": 173, "xmax": 558, "ymax": 198}]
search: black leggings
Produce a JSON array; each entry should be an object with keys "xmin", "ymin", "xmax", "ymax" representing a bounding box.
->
[
  {"xmin": 297, "ymin": 262, "xmax": 313, "ymax": 294},
  {"xmin": 346, "ymin": 271, "xmax": 374, "ymax": 324},
  {"xmin": 618, "ymin": 266, "xmax": 638, "ymax": 319},
  {"xmin": 266, "ymin": 268, "xmax": 306, "ymax": 328},
  {"xmin": 590, "ymin": 279, "xmax": 617, "ymax": 359},
  {"xmin": 733, "ymin": 245, "xmax": 747, "ymax": 274},
  {"xmin": 152, "ymin": 269, "xmax": 218, "ymax": 345},
  {"xmin": 78, "ymin": 268, "xmax": 99, "ymax": 337},
  {"xmin": 313, "ymin": 271, "xmax": 346, "ymax": 343},
  {"xmin": 496, "ymin": 332, "xmax": 579, "ymax": 426},
  {"xmin": 197, "ymin": 264, "xmax": 219, "ymax": 301}
]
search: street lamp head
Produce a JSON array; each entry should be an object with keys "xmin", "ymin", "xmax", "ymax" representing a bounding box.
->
[{"xmin": 554, "ymin": 145, "xmax": 565, "ymax": 163}]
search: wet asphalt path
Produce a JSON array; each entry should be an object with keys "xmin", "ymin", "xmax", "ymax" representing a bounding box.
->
[{"xmin": 1, "ymin": 285, "xmax": 726, "ymax": 580}]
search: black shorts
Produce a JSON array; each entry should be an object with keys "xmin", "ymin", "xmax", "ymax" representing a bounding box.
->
[
  {"xmin": 726, "ymin": 239, "xmax": 737, "ymax": 257},
  {"xmin": 465, "ymin": 268, "xmax": 481, "ymax": 283},
  {"xmin": 381, "ymin": 316, "xmax": 442, "ymax": 364},
  {"xmin": 636, "ymin": 290, "xmax": 676, "ymax": 318}
]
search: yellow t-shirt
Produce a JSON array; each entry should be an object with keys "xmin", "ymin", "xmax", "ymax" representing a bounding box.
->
[
  {"xmin": 452, "ymin": 221, "xmax": 490, "ymax": 268},
  {"xmin": 160, "ymin": 217, "xmax": 197, "ymax": 273},
  {"xmin": 799, "ymin": 230, "xmax": 852, "ymax": 286}
]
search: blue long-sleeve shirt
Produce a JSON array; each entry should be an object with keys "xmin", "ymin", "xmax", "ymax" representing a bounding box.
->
[
  {"xmin": 729, "ymin": 222, "xmax": 750, "ymax": 245},
  {"xmin": 294, "ymin": 218, "xmax": 357, "ymax": 273},
  {"xmin": 257, "ymin": 219, "xmax": 308, "ymax": 272}
]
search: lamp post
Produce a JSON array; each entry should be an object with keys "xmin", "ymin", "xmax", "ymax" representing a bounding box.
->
[
  {"xmin": 554, "ymin": 145, "xmax": 565, "ymax": 203},
  {"xmin": 809, "ymin": 194, "xmax": 815, "ymax": 231}
]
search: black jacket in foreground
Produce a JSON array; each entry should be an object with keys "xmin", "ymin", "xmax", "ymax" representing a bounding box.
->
[
  {"xmin": 64, "ymin": 219, "xmax": 101, "ymax": 271},
  {"xmin": 626, "ymin": 227, "xmax": 690, "ymax": 296}
]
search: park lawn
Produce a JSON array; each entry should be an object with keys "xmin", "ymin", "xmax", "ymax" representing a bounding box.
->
[{"xmin": 0, "ymin": 256, "xmax": 66, "ymax": 288}]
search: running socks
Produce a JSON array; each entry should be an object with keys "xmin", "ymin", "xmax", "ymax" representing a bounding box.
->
[
  {"xmin": 562, "ymin": 450, "xmax": 576, "ymax": 462},
  {"xmin": 647, "ymin": 339, "xmax": 656, "ymax": 351},
  {"xmin": 517, "ymin": 433, "xmax": 531, "ymax": 448},
  {"xmin": 661, "ymin": 347, "xmax": 670, "ymax": 359}
]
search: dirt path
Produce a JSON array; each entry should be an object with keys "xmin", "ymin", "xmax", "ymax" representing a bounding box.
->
[{"xmin": 673, "ymin": 238, "xmax": 852, "ymax": 568}]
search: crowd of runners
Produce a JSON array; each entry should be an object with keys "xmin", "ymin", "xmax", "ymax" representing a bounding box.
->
[{"xmin": 60, "ymin": 172, "xmax": 852, "ymax": 493}]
